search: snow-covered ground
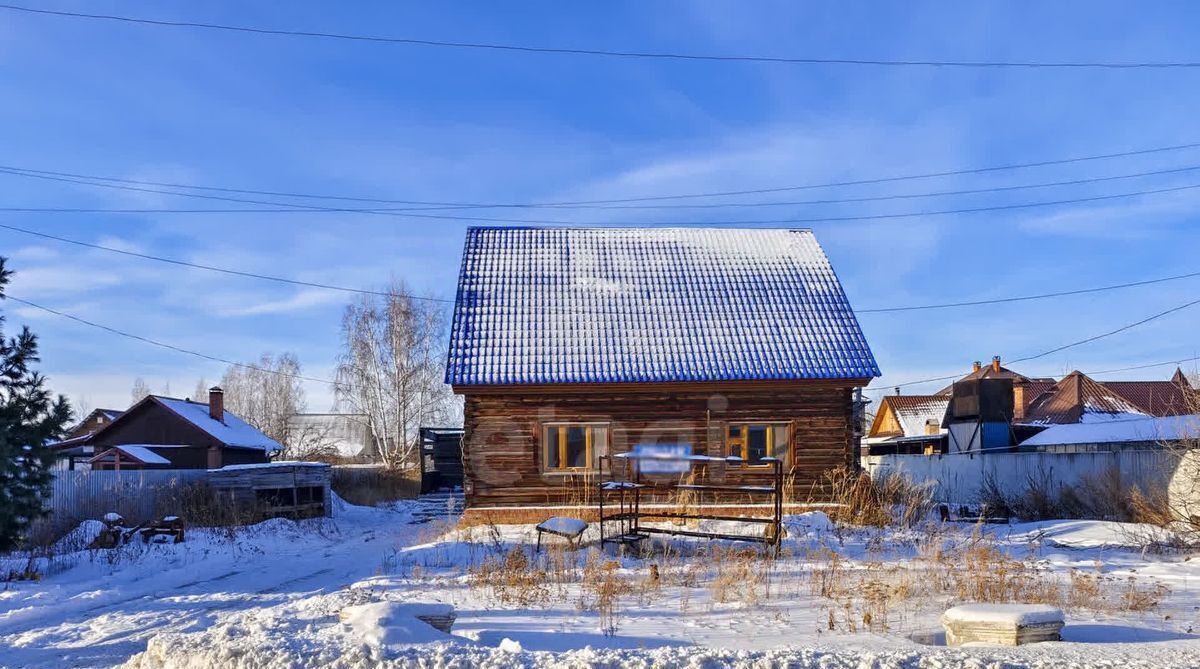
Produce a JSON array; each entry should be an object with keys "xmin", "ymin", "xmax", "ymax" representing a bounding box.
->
[{"xmin": 4, "ymin": 497, "xmax": 1200, "ymax": 668}]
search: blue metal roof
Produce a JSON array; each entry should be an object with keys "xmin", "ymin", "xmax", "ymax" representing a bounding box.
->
[{"xmin": 445, "ymin": 227, "xmax": 879, "ymax": 385}]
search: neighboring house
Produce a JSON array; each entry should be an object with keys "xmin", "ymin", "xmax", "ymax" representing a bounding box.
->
[
  {"xmin": 445, "ymin": 226, "xmax": 879, "ymax": 511},
  {"xmin": 85, "ymin": 387, "xmax": 277, "ymax": 470},
  {"xmin": 866, "ymin": 358, "xmax": 1197, "ymax": 455},
  {"xmin": 65, "ymin": 408, "xmax": 124, "ymax": 441},
  {"xmin": 864, "ymin": 395, "xmax": 950, "ymax": 455},
  {"xmin": 50, "ymin": 407, "xmax": 125, "ymax": 470},
  {"xmin": 287, "ymin": 413, "xmax": 378, "ymax": 460}
]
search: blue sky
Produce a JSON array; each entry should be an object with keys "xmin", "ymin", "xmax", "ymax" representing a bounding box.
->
[{"xmin": 3, "ymin": 1, "xmax": 1200, "ymax": 412}]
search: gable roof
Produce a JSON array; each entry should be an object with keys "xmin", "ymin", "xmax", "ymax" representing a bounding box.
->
[
  {"xmin": 89, "ymin": 445, "xmax": 174, "ymax": 466},
  {"xmin": 872, "ymin": 395, "xmax": 950, "ymax": 438},
  {"xmin": 936, "ymin": 362, "xmax": 1054, "ymax": 395},
  {"xmin": 1022, "ymin": 371, "xmax": 1148, "ymax": 425},
  {"xmin": 445, "ymin": 227, "xmax": 879, "ymax": 386},
  {"xmin": 153, "ymin": 396, "xmax": 282, "ymax": 451},
  {"xmin": 90, "ymin": 395, "xmax": 282, "ymax": 452},
  {"xmin": 65, "ymin": 407, "xmax": 125, "ymax": 439}
]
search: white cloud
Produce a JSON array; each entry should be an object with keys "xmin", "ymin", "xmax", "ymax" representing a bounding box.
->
[{"xmin": 215, "ymin": 288, "xmax": 346, "ymax": 317}]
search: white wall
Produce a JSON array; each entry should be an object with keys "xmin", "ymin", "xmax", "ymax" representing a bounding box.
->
[{"xmin": 863, "ymin": 450, "xmax": 1180, "ymax": 505}]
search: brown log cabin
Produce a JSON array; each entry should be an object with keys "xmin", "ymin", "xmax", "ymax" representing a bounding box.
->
[{"xmin": 445, "ymin": 227, "xmax": 880, "ymax": 518}]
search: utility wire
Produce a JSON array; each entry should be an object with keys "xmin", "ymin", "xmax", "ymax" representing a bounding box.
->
[
  {"xmin": 857, "ymin": 270, "xmax": 1200, "ymax": 314},
  {"xmin": 0, "ymin": 224, "xmax": 455, "ymax": 304},
  {"xmin": 866, "ymin": 297, "xmax": 1200, "ymax": 393},
  {"xmin": 3, "ymin": 223, "xmax": 1199, "ymax": 315},
  {"xmin": 3, "ymin": 295, "xmax": 339, "ymax": 386},
  {"xmin": 4, "ymin": 180, "xmax": 1200, "ymax": 224},
  {"xmin": 8, "ymin": 291, "xmax": 1198, "ymax": 393},
  {"xmin": 7, "ymin": 162, "xmax": 1200, "ymax": 213},
  {"xmin": 5, "ymin": 3, "xmax": 1200, "ymax": 70},
  {"xmin": 3, "ymin": 140, "xmax": 1200, "ymax": 208}
]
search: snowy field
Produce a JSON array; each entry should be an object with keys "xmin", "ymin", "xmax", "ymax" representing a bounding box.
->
[{"xmin": 4, "ymin": 497, "xmax": 1200, "ymax": 668}]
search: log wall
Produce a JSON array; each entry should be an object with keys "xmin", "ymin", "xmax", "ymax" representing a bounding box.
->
[{"xmin": 456, "ymin": 380, "xmax": 865, "ymax": 509}]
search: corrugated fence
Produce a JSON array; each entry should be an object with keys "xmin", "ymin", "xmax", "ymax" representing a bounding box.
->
[
  {"xmin": 41, "ymin": 469, "xmax": 209, "ymax": 528},
  {"xmin": 863, "ymin": 449, "xmax": 1181, "ymax": 505}
]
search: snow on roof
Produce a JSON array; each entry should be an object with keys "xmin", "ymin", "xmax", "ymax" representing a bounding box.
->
[
  {"xmin": 1020, "ymin": 413, "xmax": 1200, "ymax": 447},
  {"xmin": 210, "ymin": 461, "xmax": 330, "ymax": 472},
  {"xmin": 92, "ymin": 445, "xmax": 172, "ymax": 465},
  {"xmin": 1022, "ymin": 372, "xmax": 1149, "ymax": 425},
  {"xmin": 882, "ymin": 395, "xmax": 950, "ymax": 437},
  {"xmin": 155, "ymin": 396, "xmax": 282, "ymax": 452},
  {"xmin": 445, "ymin": 227, "xmax": 879, "ymax": 385}
]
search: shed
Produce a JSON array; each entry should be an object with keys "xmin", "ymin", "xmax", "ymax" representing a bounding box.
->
[
  {"xmin": 208, "ymin": 461, "xmax": 333, "ymax": 519},
  {"xmin": 420, "ymin": 427, "xmax": 464, "ymax": 492}
]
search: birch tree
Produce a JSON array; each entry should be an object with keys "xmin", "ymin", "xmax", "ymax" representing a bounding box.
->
[
  {"xmin": 219, "ymin": 352, "xmax": 306, "ymax": 451},
  {"xmin": 334, "ymin": 283, "xmax": 452, "ymax": 471},
  {"xmin": 130, "ymin": 377, "xmax": 151, "ymax": 405}
]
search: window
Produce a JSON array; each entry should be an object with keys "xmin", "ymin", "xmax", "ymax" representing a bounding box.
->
[
  {"xmin": 726, "ymin": 422, "xmax": 790, "ymax": 465},
  {"xmin": 543, "ymin": 423, "xmax": 608, "ymax": 472}
]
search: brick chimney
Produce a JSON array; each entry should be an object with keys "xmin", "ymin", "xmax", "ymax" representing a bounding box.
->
[
  {"xmin": 972, "ymin": 361, "xmax": 982, "ymax": 373},
  {"xmin": 208, "ymin": 386, "xmax": 225, "ymax": 423},
  {"xmin": 991, "ymin": 356, "xmax": 1002, "ymax": 373}
]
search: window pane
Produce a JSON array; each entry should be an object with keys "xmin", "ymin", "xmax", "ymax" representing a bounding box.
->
[
  {"xmin": 772, "ymin": 424, "xmax": 790, "ymax": 461},
  {"xmin": 566, "ymin": 427, "xmax": 587, "ymax": 468},
  {"xmin": 728, "ymin": 426, "xmax": 741, "ymax": 438},
  {"xmin": 592, "ymin": 427, "xmax": 608, "ymax": 465},
  {"xmin": 546, "ymin": 427, "xmax": 561, "ymax": 469},
  {"xmin": 747, "ymin": 425, "xmax": 767, "ymax": 462}
]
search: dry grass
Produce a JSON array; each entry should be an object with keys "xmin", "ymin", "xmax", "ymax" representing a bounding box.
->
[
  {"xmin": 814, "ymin": 467, "xmax": 935, "ymax": 532},
  {"xmin": 468, "ymin": 546, "xmax": 553, "ymax": 607},
  {"xmin": 801, "ymin": 529, "xmax": 1168, "ymax": 634},
  {"xmin": 330, "ymin": 467, "xmax": 420, "ymax": 507}
]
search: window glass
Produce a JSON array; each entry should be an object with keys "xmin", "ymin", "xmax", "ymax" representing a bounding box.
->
[
  {"xmin": 592, "ymin": 426, "xmax": 608, "ymax": 461},
  {"xmin": 747, "ymin": 425, "xmax": 768, "ymax": 462},
  {"xmin": 566, "ymin": 427, "xmax": 588, "ymax": 468},
  {"xmin": 543, "ymin": 424, "xmax": 607, "ymax": 472},
  {"xmin": 771, "ymin": 424, "xmax": 790, "ymax": 461},
  {"xmin": 545, "ymin": 426, "xmax": 561, "ymax": 469}
]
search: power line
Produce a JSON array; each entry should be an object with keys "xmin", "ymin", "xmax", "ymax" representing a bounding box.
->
[
  {"xmin": 3, "ymin": 223, "xmax": 1199, "ymax": 316},
  {"xmin": 3, "ymin": 295, "xmax": 338, "ymax": 386},
  {"xmin": 866, "ymin": 297, "xmax": 1200, "ymax": 393},
  {"xmin": 6, "ymin": 3, "xmax": 1200, "ymax": 70},
  {"xmin": 0, "ymin": 224, "xmax": 455, "ymax": 304},
  {"xmin": 4, "ymin": 180, "xmax": 1200, "ymax": 224},
  {"xmin": 857, "ymin": 270, "xmax": 1200, "ymax": 314},
  {"xmin": 7, "ymin": 161, "xmax": 1200, "ymax": 213},
  {"xmin": 3, "ymin": 141, "xmax": 1200, "ymax": 208},
  {"xmin": 10, "ymin": 289, "xmax": 1199, "ymax": 397}
]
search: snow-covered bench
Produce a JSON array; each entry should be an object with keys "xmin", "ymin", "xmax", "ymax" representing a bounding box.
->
[
  {"xmin": 942, "ymin": 603, "xmax": 1064, "ymax": 646},
  {"xmin": 535, "ymin": 517, "xmax": 588, "ymax": 552}
]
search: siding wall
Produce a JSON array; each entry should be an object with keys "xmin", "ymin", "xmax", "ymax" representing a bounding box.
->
[
  {"xmin": 863, "ymin": 450, "xmax": 1180, "ymax": 504},
  {"xmin": 460, "ymin": 381, "xmax": 859, "ymax": 508}
]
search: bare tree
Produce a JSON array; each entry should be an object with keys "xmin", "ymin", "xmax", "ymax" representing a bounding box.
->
[
  {"xmin": 219, "ymin": 353, "xmax": 307, "ymax": 449},
  {"xmin": 192, "ymin": 377, "xmax": 208, "ymax": 402},
  {"xmin": 130, "ymin": 377, "xmax": 151, "ymax": 405},
  {"xmin": 335, "ymin": 282, "xmax": 452, "ymax": 472}
]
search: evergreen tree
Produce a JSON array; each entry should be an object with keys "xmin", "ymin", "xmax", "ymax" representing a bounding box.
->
[{"xmin": 0, "ymin": 258, "xmax": 72, "ymax": 552}]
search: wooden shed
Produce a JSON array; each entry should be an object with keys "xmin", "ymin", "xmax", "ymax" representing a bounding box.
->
[
  {"xmin": 208, "ymin": 462, "xmax": 333, "ymax": 519},
  {"xmin": 445, "ymin": 227, "xmax": 880, "ymax": 517}
]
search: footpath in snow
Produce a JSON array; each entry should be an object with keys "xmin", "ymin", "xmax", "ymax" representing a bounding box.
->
[{"xmin": 4, "ymin": 495, "xmax": 1200, "ymax": 668}]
